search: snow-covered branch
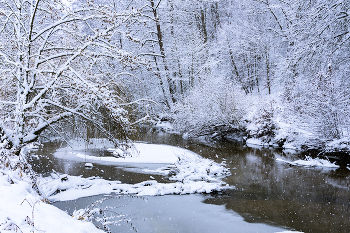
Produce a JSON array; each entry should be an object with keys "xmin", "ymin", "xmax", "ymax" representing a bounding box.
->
[
  {"xmin": 31, "ymin": 16, "xmax": 93, "ymax": 42},
  {"xmin": 36, "ymin": 53, "xmax": 75, "ymax": 66},
  {"xmin": 23, "ymin": 112, "xmax": 72, "ymax": 143},
  {"xmin": 0, "ymin": 101, "xmax": 17, "ymax": 105}
]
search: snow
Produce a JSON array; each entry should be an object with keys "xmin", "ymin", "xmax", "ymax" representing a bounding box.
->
[
  {"xmin": 55, "ymin": 143, "xmax": 183, "ymax": 164},
  {"xmin": 325, "ymin": 137, "xmax": 350, "ymax": 151},
  {"xmin": 274, "ymin": 231, "xmax": 304, "ymax": 233},
  {"xmin": 0, "ymin": 168, "xmax": 103, "ymax": 233},
  {"xmin": 154, "ymin": 120, "xmax": 178, "ymax": 134},
  {"xmin": 62, "ymin": 0, "xmax": 75, "ymax": 8},
  {"xmin": 246, "ymin": 138, "xmax": 278, "ymax": 148},
  {"xmin": 246, "ymin": 138, "xmax": 264, "ymax": 146},
  {"xmin": 84, "ymin": 163, "xmax": 93, "ymax": 168},
  {"xmin": 0, "ymin": 142, "xmax": 231, "ymax": 232},
  {"xmin": 55, "ymin": 142, "xmax": 229, "ymax": 178},
  {"xmin": 55, "ymin": 142, "xmax": 231, "ymax": 182},
  {"xmin": 43, "ymin": 142, "xmax": 231, "ymax": 201},
  {"xmin": 276, "ymin": 156, "xmax": 339, "ymax": 169},
  {"xmin": 39, "ymin": 176, "xmax": 230, "ymax": 202}
]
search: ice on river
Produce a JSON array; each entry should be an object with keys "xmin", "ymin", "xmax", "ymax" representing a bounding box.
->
[{"xmin": 42, "ymin": 143, "xmax": 231, "ymax": 201}]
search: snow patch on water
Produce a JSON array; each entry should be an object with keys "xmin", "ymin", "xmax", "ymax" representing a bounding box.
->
[
  {"xmin": 45, "ymin": 143, "xmax": 231, "ymax": 201},
  {"xmin": 39, "ymin": 175, "xmax": 231, "ymax": 202},
  {"xmin": 276, "ymin": 156, "xmax": 339, "ymax": 169},
  {"xmin": 56, "ymin": 143, "xmax": 185, "ymax": 164},
  {"xmin": 246, "ymin": 138, "xmax": 264, "ymax": 146},
  {"xmin": 55, "ymin": 142, "xmax": 230, "ymax": 181},
  {"xmin": 246, "ymin": 138, "xmax": 278, "ymax": 148}
]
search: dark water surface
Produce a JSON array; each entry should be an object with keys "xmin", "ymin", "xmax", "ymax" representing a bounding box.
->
[{"xmin": 30, "ymin": 132, "xmax": 350, "ymax": 233}]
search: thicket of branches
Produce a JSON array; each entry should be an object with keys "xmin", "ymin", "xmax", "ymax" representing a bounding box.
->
[
  {"xmin": 1, "ymin": 0, "xmax": 350, "ymax": 152},
  {"xmin": 135, "ymin": 0, "xmax": 350, "ymax": 150},
  {"xmin": 0, "ymin": 0, "xmax": 155, "ymax": 152}
]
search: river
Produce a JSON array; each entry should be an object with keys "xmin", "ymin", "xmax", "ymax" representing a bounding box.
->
[{"xmin": 29, "ymin": 132, "xmax": 350, "ymax": 233}]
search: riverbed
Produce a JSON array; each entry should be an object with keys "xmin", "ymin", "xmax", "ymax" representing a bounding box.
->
[{"xmin": 29, "ymin": 132, "xmax": 350, "ymax": 233}]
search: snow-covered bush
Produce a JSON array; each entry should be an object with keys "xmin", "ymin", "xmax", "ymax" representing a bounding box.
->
[
  {"xmin": 172, "ymin": 76, "xmax": 247, "ymax": 138},
  {"xmin": 246, "ymin": 98, "xmax": 280, "ymax": 144}
]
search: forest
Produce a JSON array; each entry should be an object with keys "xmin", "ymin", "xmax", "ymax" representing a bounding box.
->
[
  {"xmin": 1, "ymin": 0, "xmax": 350, "ymax": 155},
  {"xmin": 1, "ymin": 0, "xmax": 350, "ymax": 232}
]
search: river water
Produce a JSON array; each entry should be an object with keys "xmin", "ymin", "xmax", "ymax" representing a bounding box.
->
[{"xmin": 30, "ymin": 132, "xmax": 350, "ymax": 233}]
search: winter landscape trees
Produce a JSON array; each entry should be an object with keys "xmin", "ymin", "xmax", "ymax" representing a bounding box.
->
[
  {"xmin": 1, "ymin": 0, "xmax": 350, "ymax": 232},
  {"xmin": 1, "ymin": 0, "xmax": 350, "ymax": 157},
  {"xmin": 141, "ymin": 0, "xmax": 350, "ymax": 152}
]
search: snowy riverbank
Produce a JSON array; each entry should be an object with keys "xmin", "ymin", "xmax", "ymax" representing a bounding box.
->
[
  {"xmin": 1, "ymin": 138, "xmax": 337, "ymax": 233},
  {"xmin": 0, "ymin": 146, "xmax": 103, "ymax": 233},
  {"xmin": 0, "ymin": 171, "xmax": 104, "ymax": 233},
  {"xmin": 0, "ymin": 141, "xmax": 231, "ymax": 232}
]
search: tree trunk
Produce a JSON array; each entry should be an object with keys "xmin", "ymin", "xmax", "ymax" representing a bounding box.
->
[
  {"xmin": 150, "ymin": 0, "xmax": 176, "ymax": 108},
  {"xmin": 266, "ymin": 51, "xmax": 271, "ymax": 94},
  {"xmin": 200, "ymin": 8, "xmax": 208, "ymax": 43}
]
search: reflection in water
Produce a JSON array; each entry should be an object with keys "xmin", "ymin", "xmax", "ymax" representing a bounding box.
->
[
  {"xmin": 213, "ymin": 145, "xmax": 350, "ymax": 233},
  {"xmin": 29, "ymin": 142, "xmax": 167, "ymax": 184},
  {"xmin": 31, "ymin": 132, "xmax": 350, "ymax": 233},
  {"xmin": 134, "ymin": 132, "xmax": 350, "ymax": 233}
]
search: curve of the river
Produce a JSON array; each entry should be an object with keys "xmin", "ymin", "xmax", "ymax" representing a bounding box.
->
[{"xmin": 30, "ymin": 132, "xmax": 350, "ymax": 233}]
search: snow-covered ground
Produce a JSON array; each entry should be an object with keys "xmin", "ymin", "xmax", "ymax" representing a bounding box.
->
[{"xmin": 0, "ymin": 160, "xmax": 103, "ymax": 233}]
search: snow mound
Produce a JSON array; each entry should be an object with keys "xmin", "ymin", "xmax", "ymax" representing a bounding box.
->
[
  {"xmin": 246, "ymin": 138, "xmax": 264, "ymax": 146},
  {"xmin": 55, "ymin": 143, "xmax": 230, "ymax": 182},
  {"xmin": 246, "ymin": 138, "xmax": 278, "ymax": 148},
  {"xmin": 143, "ymin": 153, "xmax": 229, "ymax": 183},
  {"xmin": 56, "ymin": 143, "xmax": 189, "ymax": 164},
  {"xmin": 45, "ymin": 143, "xmax": 231, "ymax": 200},
  {"xmin": 39, "ymin": 175, "xmax": 231, "ymax": 202},
  {"xmin": 0, "ymin": 168, "xmax": 102, "ymax": 233},
  {"xmin": 276, "ymin": 156, "xmax": 339, "ymax": 169}
]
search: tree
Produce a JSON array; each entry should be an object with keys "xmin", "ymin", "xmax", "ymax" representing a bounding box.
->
[{"xmin": 0, "ymin": 0, "xmax": 148, "ymax": 152}]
